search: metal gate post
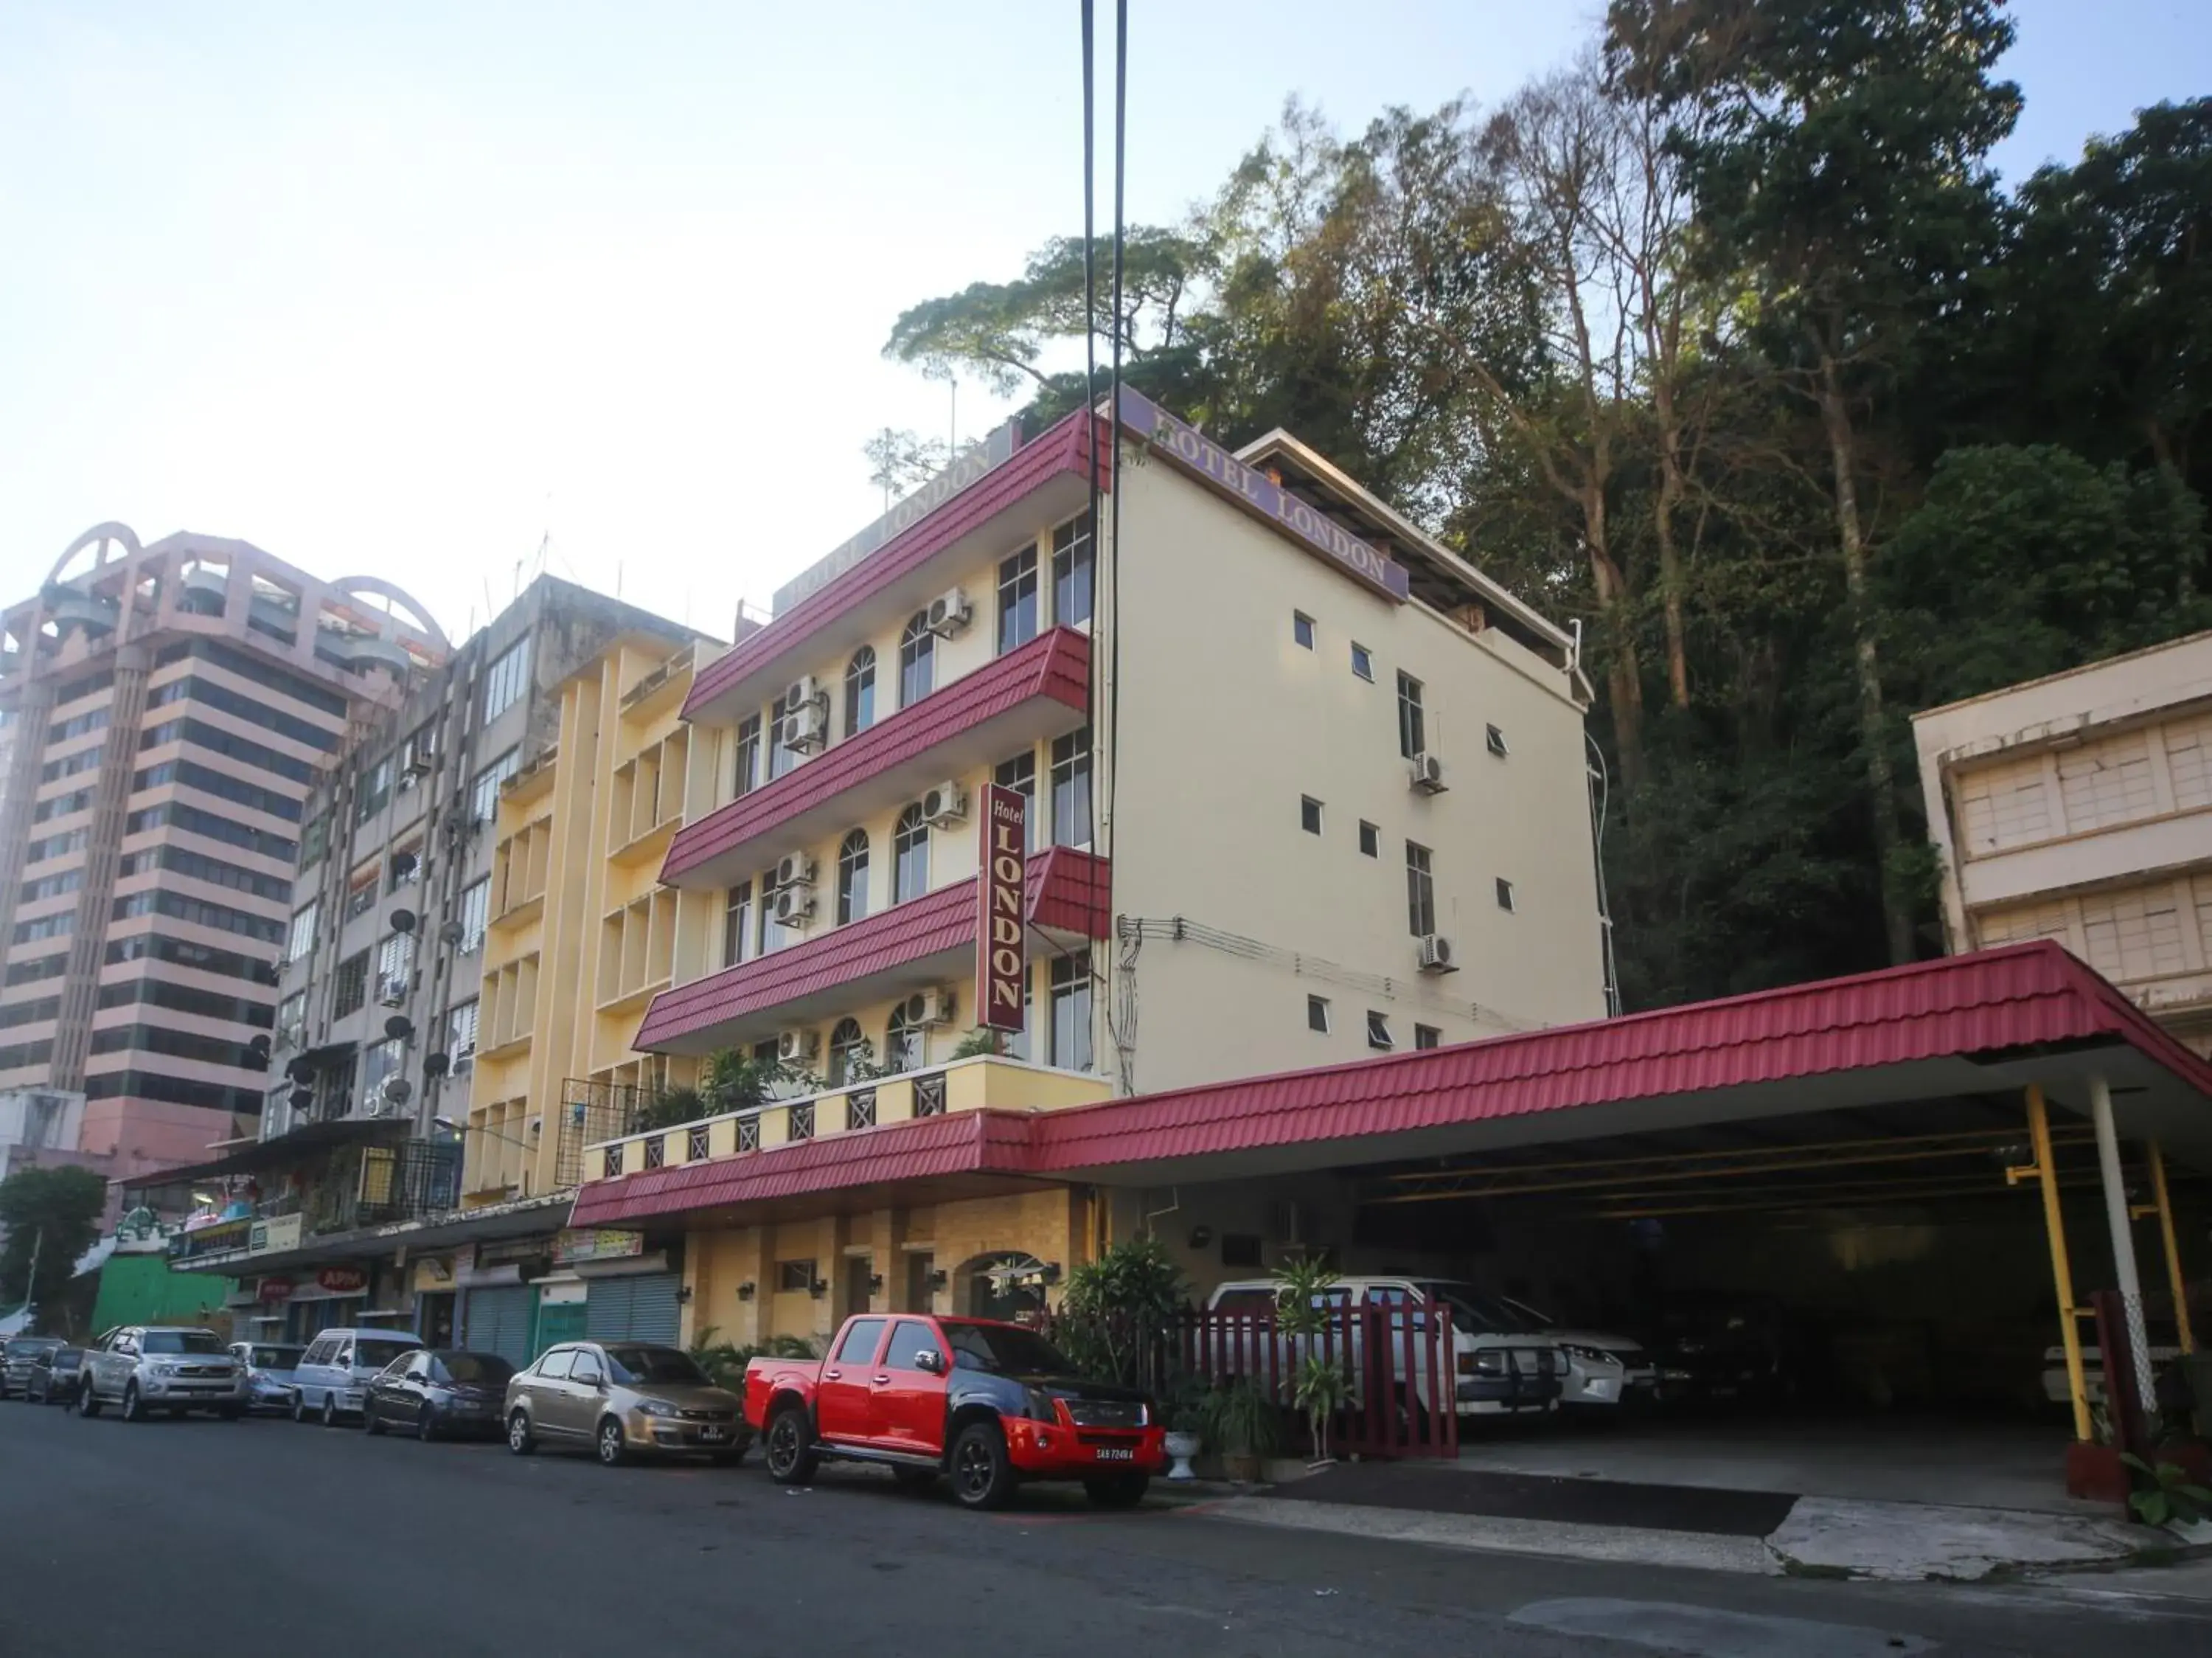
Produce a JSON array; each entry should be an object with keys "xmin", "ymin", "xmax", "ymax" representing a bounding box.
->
[{"xmin": 2020, "ymin": 1083, "xmax": 2093, "ymax": 1442}]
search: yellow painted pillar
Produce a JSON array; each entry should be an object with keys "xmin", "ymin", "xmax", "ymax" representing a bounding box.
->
[
  {"xmin": 2024, "ymin": 1084, "xmax": 2094, "ymax": 1443},
  {"xmin": 2148, "ymin": 1143, "xmax": 2196, "ymax": 1356}
]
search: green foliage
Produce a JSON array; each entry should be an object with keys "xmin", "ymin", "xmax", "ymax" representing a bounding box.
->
[
  {"xmin": 0, "ymin": 1165, "xmax": 108, "ymax": 1323},
  {"xmin": 630, "ymin": 1086, "xmax": 709, "ymax": 1134},
  {"xmin": 1270, "ymin": 1254, "xmax": 1342, "ymax": 1339},
  {"xmin": 687, "ymin": 1325, "xmax": 816, "ymax": 1391},
  {"xmin": 2121, "ymin": 1454, "xmax": 2212, "ymax": 1529},
  {"xmin": 1055, "ymin": 1237, "xmax": 1187, "ymax": 1387},
  {"xmin": 1200, "ymin": 1376, "xmax": 1282, "ymax": 1462},
  {"xmin": 949, "ymin": 1027, "xmax": 1002, "ymax": 1061},
  {"xmin": 1292, "ymin": 1353, "xmax": 1352, "ymax": 1463}
]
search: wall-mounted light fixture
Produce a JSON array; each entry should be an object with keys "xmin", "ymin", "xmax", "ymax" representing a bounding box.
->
[
  {"xmin": 925, "ymin": 1269, "xmax": 948, "ymax": 1293},
  {"xmin": 676, "ymin": 1285, "xmax": 693, "ymax": 1305},
  {"xmin": 736, "ymin": 1281, "xmax": 756, "ymax": 1303},
  {"xmin": 866, "ymin": 1273, "xmax": 885, "ymax": 1295},
  {"xmin": 809, "ymin": 1277, "xmax": 830, "ymax": 1300}
]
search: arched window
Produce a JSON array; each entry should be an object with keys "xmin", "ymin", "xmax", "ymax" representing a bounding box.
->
[
  {"xmin": 893, "ymin": 802, "xmax": 930, "ymax": 903},
  {"xmin": 898, "ymin": 613, "xmax": 935, "ymax": 707},
  {"xmin": 836, "ymin": 828, "xmax": 870, "ymax": 926},
  {"xmin": 844, "ymin": 646, "xmax": 876, "ymax": 739},
  {"xmin": 886, "ymin": 1001, "xmax": 923, "ymax": 1073},
  {"xmin": 827, "ymin": 1017, "xmax": 869, "ymax": 1087}
]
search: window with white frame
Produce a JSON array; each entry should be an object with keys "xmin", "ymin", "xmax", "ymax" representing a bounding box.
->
[
  {"xmin": 483, "ymin": 639, "xmax": 531, "ymax": 721},
  {"xmin": 363, "ymin": 1036, "xmax": 403, "ymax": 1099},
  {"xmin": 893, "ymin": 804, "xmax": 929, "ymax": 903},
  {"xmin": 1300, "ymin": 796, "xmax": 1324, "ymax": 836},
  {"xmin": 998, "ymin": 544, "xmax": 1039, "ymax": 653},
  {"xmin": 1050, "ymin": 951, "xmax": 1093, "ymax": 1072},
  {"xmin": 723, "ymin": 881, "xmax": 753, "ymax": 967},
  {"xmin": 1414, "ymin": 1024, "xmax": 1441, "ymax": 1050},
  {"xmin": 446, "ymin": 999, "xmax": 479, "ymax": 1064},
  {"xmin": 1052, "ymin": 512, "xmax": 1093, "ymax": 627},
  {"xmin": 457, "ymin": 878, "xmax": 490, "ymax": 953},
  {"xmin": 827, "ymin": 1017, "xmax": 869, "ymax": 1087},
  {"xmin": 276, "ymin": 991, "xmax": 307, "ymax": 1048},
  {"xmin": 1406, "ymin": 842, "xmax": 1436, "ymax": 937},
  {"xmin": 377, "ymin": 932, "xmax": 414, "ymax": 1000},
  {"xmin": 768, "ymin": 692, "xmax": 799, "ymax": 780},
  {"xmin": 837, "ymin": 829, "xmax": 871, "ymax": 925},
  {"xmin": 1495, "ymin": 877, "xmax": 1517, "ymax": 912},
  {"xmin": 844, "ymin": 648, "xmax": 876, "ymax": 739},
  {"xmin": 899, "ymin": 612, "xmax": 935, "ymax": 707},
  {"xmin": 1307, "ymin": 995, "xmax": 1330, "ymax": 1033},
  {"xmin": 1293, "ymin": 611, "xmax": 1315, "ymax": 650},
  {"xmin": 470, "ymin": 750, "xmax": 519, "ymax": 822},
  {"xmin": 886, "ymin": 1002, "xmax": 922, "ymax": 1072},
  {"xmin": 286, "ymin": 901, "xmax": 319, "ymax": 965},
  {"xmin": 1358, "ymin": 820, "xmax": 1380, "ymax": 857},
  {"xmin": 734, "ymin": 714, "xmax": 762, "ymax": 797},
  {"xmin": 1351, "ymin": 642, "xmax": 1375, "ymax": 682},
  {"xmin": 1051, "ymin": 727, "xmax": 1091, "ymax": 849},
  {"xmin": 1397, "ymin": 672, "xmax": 1426, "ymax": 760},
  {"xmin": 1366, "ymin": 1010, "xmax": 1393, "ymax": 1050},
  {"xmin": 1486, "ymin": 723, "xmax": 1509, "ymax": 757}
]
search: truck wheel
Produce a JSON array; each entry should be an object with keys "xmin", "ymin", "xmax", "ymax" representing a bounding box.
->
[
  {"xmin": 763, "ymin": 1403, "xmax": 818, "ymax": 1485},
  {"xmin": 1084, "ymin": 1472, "xmax": 1150, "ymax": 1509},
  {"xmin": 121, "ymin": 1384, "xmax": 146, "ymax": 1423},
  {"xmin": 595, "ymin": 1417, "xmax": 628, "ymax": 1467},
  {"xmin": 78, "ymin": 1384, "xmax": 102, "ymax": 1419},
  {"xmin": 507, "ymin": 1409, "xmax": 537, "ymax": 1456},
  {"xmin": 949, "ymin": 1421, "xmax": 1016, "ymax": 1511}
]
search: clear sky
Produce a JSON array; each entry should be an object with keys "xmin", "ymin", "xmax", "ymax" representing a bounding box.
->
[{"xmin": 3, "ymin": 0, "xmax": 2207, "ymax": 649}]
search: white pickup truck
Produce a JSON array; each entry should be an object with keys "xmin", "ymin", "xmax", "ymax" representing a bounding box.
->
[{"xmin": 1204, "ymin": 1277, "xmax": 1569, "ymax": 1422}]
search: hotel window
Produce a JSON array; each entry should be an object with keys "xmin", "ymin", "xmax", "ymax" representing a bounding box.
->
[
  {"xmin": 483, "ymin": 639, "xmax": 531, "ymax": 721},
  {"xmin": 275, "ymin": 992, "xmax": 307, "ymax": 1047},
  {"xmin": 448, "ymin": 999, "xmax": 479, "ymax": 1060},
  {"xmin": 1351, "ymin": 642, "xmax": 1374, "ymax": 682},
  {"xmin": 333, "ymin": 950, "xmax": 369, "ymax": 1019},
  {"xmin": 1486, "ymin": 723, "xmax": 1509, "ymax": 758},
  {"xmin": 1051, "ymin": 727, "xmax": 1092, "ymax": 849},
  {"xmin": 458, "ymin": 878, "xmax": 490, "ymax": 953},
  {"xmin": 1414, "ymin": 1024, "xmax": 1442, "ymax": 1050},
  {"xmin": 768, "ymin": 693, "xmax": 798, "ymax": 780},
  {"xmin": 1495, "ymin": 877, "xmax": 1517, "ymax": 913},
  {"xmin": 1358, "ymin": 820, "xmax": 1380, "ymax": 858},
  {"xmin": 1307, "ymin": 995, "xmax": 1331, "ymax": 1034},
  {"xmin": 756, "ymin": 878, "xmax": 790, "ymax": 957},
  {"xmin": 893, "ymin": 804, "xmax": 930, "ymax": 903},
  {"xmin": 827, "ymin": 1018, "xmax": 869, "ymax": 1087},
  {"xmin": 470, "ymin": 749, "xmax": 519, "ymax": 822},
  {"xmin": 1397, "ymin": 673, "xmax": 1426, "ymax": 759},
  {"xmin": 899, "ymin": 612, "xmax": 935, "ymax": 707},
  {"xmin": 1293, "ymin": 611, "xmax": 1315, "ymax": 650},
  {"xmin": 886, "ymin": 1002, "xmax": 923, "ymax": 1072},
  {"xmin": 1050, "ymin": 951, "xmax": 1093, "ymax": 1072},
  {"xmin": 844, "ymin": 647, "xmax": 876, "ymax": 739},
  {"xmin": 1052, "ymin": 512, "xmax": 1093, "ymax": 627},
  {"xmin": 1366, "ymin": 1010, "xmax": 1394, "ymax": 1050},
  {"xmin": 777, "ymin": 1260, "xmax": 815, "ymax": 1294},
  {"xmin": 286, "ymin": 902, "xmax": 319, "ymax": 965},
  {"xmin": 1300, "ymin": 796, "xmax": 1324, "ymax": 836},
  {"xmin": 998, "ymin": 544, "xmax": 1040, "ymax": 653},
  {"xmin": 836, "ymin": 829, "xmax": 871, "ymax": 925},
  {"xmin": 1405, "ymin": 842, "xmax": 1436, "ymax": 937},
  {"xmin": 995, "ymin": 752, "xmax": 1040, "ymax": 851},
  {"xmin": 723, "ymin": 881, "xmax": 753, "ymax": 967},
  {"xmin": 733, "ymin": 714, "xmax": 762, "ymax": 797}
]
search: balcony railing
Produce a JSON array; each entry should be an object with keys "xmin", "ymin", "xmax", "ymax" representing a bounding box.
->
[{"xmin": 580, "ymin": 1053, "xmax": 1112, "ymax": 1184}]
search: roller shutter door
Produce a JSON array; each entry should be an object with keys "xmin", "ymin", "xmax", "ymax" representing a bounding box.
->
[
  {"xmin": 462, "ymin": 1286, "xmax": 534, "ymax": 1370},
  {"xmin": 583, "ymin": 1273, "xmax": 681, "ymax": 1345}
]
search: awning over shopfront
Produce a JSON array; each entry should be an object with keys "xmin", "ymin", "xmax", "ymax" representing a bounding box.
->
[
  {"xmin": 119, "ymin": 1116, "xmax": 411, "ymax": 1193},
  {"xmin": 571, "ymin": 943, "xmax": 2212, "ymax": 1229}
]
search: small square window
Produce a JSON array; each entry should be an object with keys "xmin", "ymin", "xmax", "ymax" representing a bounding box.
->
[
  {"xmin": 1293, "ymin": 611, "xmax": 1315, "ymax": 650},
  {"xmin": 776, "ymin": 1259, "xmax": 816, "ymax": 1294},
  {"xmin": 1221, "ymin": 1233, "xmax": 1265, "ymax": 1268},
  {"xmin": 1486, "ymin": 724, "xmax": 1509, "ymax": 757},
  {"xmin": 1300, "ymin": 796, "xmax": 1324, "ymax": 836},
  {"xmin": 1366, "ymin": 1010, "xmax": 1393, "ymax": 1050},
  {"xmin": 1350, "ymin": 643, "xmax": 1374, "ymax": 682},
  {"xmin": 1357, "ymin": 821, "xmax": 1380, "ymax": 858},
  {"xmin": 1496, "ymin": 878, "xmax": 1517, "ymax": 912},
  {"xmin": 1414, "ymin": 1024, "xmax": 1442, "ymax": 1050},
  {"xmin": 1307, "ymin": 995, "xmax": 1331, "ymax": 1033}
]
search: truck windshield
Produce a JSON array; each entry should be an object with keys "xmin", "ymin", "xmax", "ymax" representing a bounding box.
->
[
  {"xmin": 250, "ymin": 1346, "xmax": 305, "ymax": 1369},
  {"xmin": 1421, "ymin": 1286, "xmax": 1538, "ymax": 1335},
  {"xmin": 941, "ymin": 1322, "xmax": 1077, "ymax": 1377},
  {"xmin": 139, "ymin": 1331, "xmax": 226, "ymax": 1355}
]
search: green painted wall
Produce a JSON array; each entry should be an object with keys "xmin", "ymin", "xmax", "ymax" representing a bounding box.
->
[{"xmin": 88, "ymin": 1252, "xmax": 232, "ymax": 1336}]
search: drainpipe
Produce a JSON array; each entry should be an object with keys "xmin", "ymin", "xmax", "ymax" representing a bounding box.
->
[{"xmin": 2088, "ymin": 1075, "xmax": 2158, "ymax": 1414}]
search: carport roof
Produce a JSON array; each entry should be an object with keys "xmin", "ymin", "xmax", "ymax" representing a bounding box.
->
[{"xmin": 568, "ymin": 942, "xmax": 2212, "ymax": 1227}]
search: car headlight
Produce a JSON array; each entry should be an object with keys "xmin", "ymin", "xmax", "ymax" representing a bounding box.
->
[{"xmin": 634, "ymin": 1398, "xmax": 681, "ymax": 1418}]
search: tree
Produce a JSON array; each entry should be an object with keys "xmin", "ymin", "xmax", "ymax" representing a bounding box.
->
[
  {"xmin": 1610, "ymin": 0, "xmax": 2022, "ymax": 964},
  {"xmin": 1054, "ymin": 1236, "xmax": 1186, "ymax": 1389},
  {"xmin": 0, "ymin": 1165, "xmax": 107, "ymax": 1325}
]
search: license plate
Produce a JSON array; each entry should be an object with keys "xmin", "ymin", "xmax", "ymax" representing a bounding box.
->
[
  {"xmin": 699, "ymin": 1426, "xmax": 729, "ymax": 1442},
  {"xmin": 1093, "ymin": 1446, "xmax": 1135, "ymax": 1462}
]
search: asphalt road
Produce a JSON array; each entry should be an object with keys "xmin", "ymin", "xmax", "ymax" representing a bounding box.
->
[{"xmin": 1, "ymin": 1399, "xmax": 2207, "ymax": 1657}]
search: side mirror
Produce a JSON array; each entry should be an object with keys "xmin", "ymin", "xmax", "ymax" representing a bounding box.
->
[{"xmin": 914, "ymin": 1350, "xmax": 944, "ymax": 1375}]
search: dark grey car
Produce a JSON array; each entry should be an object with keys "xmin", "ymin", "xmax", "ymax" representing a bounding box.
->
[
  {"xmin": 3, "ymin": 1337, "xmax": 66, "ymax": 1399},
  {"xmin": 26, "ymin": 1346, "xmax": 85, "ymax": 1406}
]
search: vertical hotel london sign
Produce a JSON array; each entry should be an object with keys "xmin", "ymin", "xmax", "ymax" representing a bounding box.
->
[
  {"xmin": 1113, "ymin": 386, "xmax": 1413, "ymax": 603},
  {"xmin": 976, "ymin": 785, "xmax": 1029, "ymax": 1032}
]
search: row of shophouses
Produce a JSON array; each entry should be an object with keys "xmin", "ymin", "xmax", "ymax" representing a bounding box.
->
[{"xmin": 136, "ymin": 390, "xmax": 2212, "ymax": 1389}]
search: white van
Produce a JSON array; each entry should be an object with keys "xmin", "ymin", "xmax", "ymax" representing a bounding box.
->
[
  {"xmin": 290, "ymin": 1328, "xmax": 425, "ymax": 1426},
  {"xmin": 1204, "ymin": 1277, "xmax": 1571, "ymax": 1421}
]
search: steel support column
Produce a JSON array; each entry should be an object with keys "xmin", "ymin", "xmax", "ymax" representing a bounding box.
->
[
  {"xmin": 2147, "ymin": 1142, "xmax": 2196, "ymax": 1356},
  {"xmin": 2022, "ymin": 1083, "xmax": 2093, "ymax": 1442},
  {"xmin": 2088, "ymin": 1074, "xmax": 2159, "ymax": 1415}
]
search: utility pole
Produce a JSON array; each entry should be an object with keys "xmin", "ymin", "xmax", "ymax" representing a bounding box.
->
[{"xmin": 21, "ymin": 1225, "xmax": 43, "ymax": 1331}]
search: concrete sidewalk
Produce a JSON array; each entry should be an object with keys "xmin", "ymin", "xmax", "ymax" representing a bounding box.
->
[{"xmin": 1206, "ymin": 1460, "xmax": 2177, "ymax": 1582}]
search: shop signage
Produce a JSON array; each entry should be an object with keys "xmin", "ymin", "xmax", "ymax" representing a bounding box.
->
[
  {"xmin": 976, "ymin": 785, "xmax": 1028, "ymax": 1032},
  {"xmin": 773, "ymin": 422, "xmax": 1021, "ymax": 614},
  {"xmin": 316, "ymin": 1266, "xmax": 368, "ymax": 1294},
  {"xmin": 553, "ymin": 1228, "xmax": 645, "ymax": 1266},
  {"xmin": 250, "ymin": 1214, "xmax": 302, "ymax": 1255},
  {"xmin": 477, "ymin": 1236, "xmax": 552, "ymax": 1269},
  {"xmin": 257, "ymin": 1277, "xmax": 295, "ymax": 1303},
  {"xmin": 1115, "ymin": 386, "xmax": 1412, "ymax": 602}
]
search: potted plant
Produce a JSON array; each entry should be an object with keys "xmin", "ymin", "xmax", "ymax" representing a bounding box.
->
[
  {"xmin": 1292, "ymin": 1353, "xmax": 1352, "ymax": 1467},
  {"xmin": 1203, "ymin": 1376, "xmax": 1280, "ymax": 1482},
  {"xmin": 1162, "ymin": 1374, "xmax": 1207, "ymax": 1481}
]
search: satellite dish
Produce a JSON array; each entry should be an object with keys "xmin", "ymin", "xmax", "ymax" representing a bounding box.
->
[
  {"xmin": 380, "ymin": 1077, "xmax": 414, "ymax": 1107},
  {"xmin": 289, "ymin": 1088, "xmax": 314, "ymax": 1112},
  {"xmin": 438, "ymin": 920, "xmax": 465, "ymax": 947},
  {"xmin": 383, "ymin": 1015, "xmax": 415, "ymax": 1042},
  {"xmin": 389, "ymin": 909, "xmax": 417, "ymax": 933},
  {"xmin": 246, "ymin": 1033, "xmax": 272, "ymax": 1058},
  {"xmin": 285, "ymin": 1057, "xmax": 315, "ymax": 1083},
  {"xmin": 390, "ymin": 850, "xmax": 418, "ymax": 878},
  {"xmin": 422, "ymin": 1051, "xmax": 451, "ymax": 1079}
]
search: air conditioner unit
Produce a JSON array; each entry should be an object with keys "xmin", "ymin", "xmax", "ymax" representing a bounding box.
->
[
  {"xmin": 925, "ymin": 588, "xmax": 973, "ymax": 637},
  {"xmin": 377, "ymin": 972, "xmax": 410, "ymax": 1007},
  {"xmin": 906, "ymin": 987, "xmax": 956, "ymax": 1027},
  {"xmin": 773, "ymin": 885, "xmax": 816, "ymax": 928},
  {"xmin": 773, "ymin": 850, "xmax": 816, "ymax": 891},
  {"xmin": 395, "ymin": 770, "xmax": 419, "ymax": 794},
  {"xmin": 778, "ymin": 1027, "xmax": 820, "ymax": 1064},
  {"xmin": 1410, "ymin": 752, "xmax": 1448, "ymax": 794},
  {"xmin": 782, "ymin": 673, "xmax": 820, "ymax": 713},
  {"xmin": 920, "ymin": 780, "xmax": 968, "ymax": 827},
  {"xmin": 1417, "ymin": 934, "xmax": 1458, "ymax": 974},
  {"xmin": 781, "ymin": 697, "xmax": 828, "ymax": 754},
  {"xmin": 451, "ymin": 1041, "xmax": 477, "ymax": 1077}
]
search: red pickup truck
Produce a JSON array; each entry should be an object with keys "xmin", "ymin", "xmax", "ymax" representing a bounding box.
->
[{"xmin": 745, "ymin": 1313, "xmax": 1166, "ymax": 1510}]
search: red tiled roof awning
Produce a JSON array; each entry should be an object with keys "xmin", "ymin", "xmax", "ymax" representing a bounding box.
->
[
  {"xmin": 660, "ymin": 627, "xmax": 1089, "ymax": 892},
  {"xmin": 634, "ymin": 847, "xmax": 1110, "ymax": 1055}
]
